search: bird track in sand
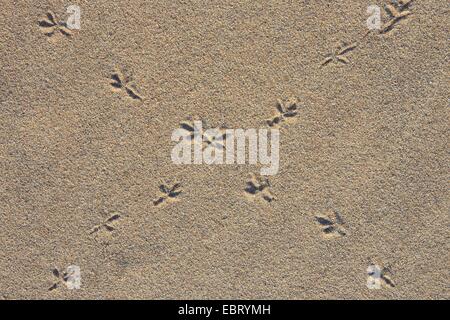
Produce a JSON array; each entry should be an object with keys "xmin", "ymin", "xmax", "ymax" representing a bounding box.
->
[
  {"xmin": 153, "ymin": 183, "xmax": 182, "ymax": 206},
  {"xmin": 315, "ymin": 210, "xmax": 347, "ymax": 238},
  {"xmin": 321, "ymin": 42, "xmax": 357, "ymax": 67},
  {"xmin": 267, "ymin": 98, "xmax": 300, "ymax": 128},
  {"xmin": 90, "ymin": 213, "xmax": 121, "ymax": 235},
  {"xmin": 245, "ymin": 174, "xmax": 275, "ymax": 203},
  {"xmin": 380, "ymin": 0, "xmax": 413, "ymax": 34},
  {"xmin": 38, "ymin": 11, "xmax": 73, "ymax": 38},
  {"xmin": 110, "ymin": 69, "xmax": 143, "ymax": 100}
]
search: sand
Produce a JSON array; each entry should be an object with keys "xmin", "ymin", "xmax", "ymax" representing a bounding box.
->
[{"xmin": 0, "ymin": 0, "xmax": 448, "ymax": 299}]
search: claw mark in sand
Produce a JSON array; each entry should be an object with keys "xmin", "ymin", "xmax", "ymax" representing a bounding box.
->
[
  {"xmin": 367, "ymin": 264, "xmax": 396, "ymax": 288},
  {"xmin": 110, "ymin": 69, "xmax": 143, "ymax": 100},
  {"xmin": 267, "ymin": 98, "xmax": 299, "ymax": 127},
  {"xmin": 90, "ymin": 213, "xmax": 121, "ymax": 235},
  {"xmin": 179, "ymin": 120, "xmax": 229, "ymax": 150},
  {"xmin": 245, "ymin": 174, "xmax": 275, "ymax": 203},
  {"xmin": 48, "ymin": 266, "xmax": 81, "ymax": 291},
  {"xmin": 38, "ymin": 11, "xmax": 72, "ymax": 37},
  {"xmin": 381, "ymin": 0, "xmax": 413, "ymax": 34},
  {"xmin": 48, "ymin": 267, "xmax": 69, "ymax": 291},
  {"xmin": 315, "ymin": 210, "xmax": 346, "ymax": 238},
  {"xmin": 203, "ymin": 129, "xmax": 228, "ymax": 151},
  {"xmin": 153, "ymin": 183, "xmax": 182, "ymax": 206},
  {"xmin": 321, "ymin": 42, "xmax": 357, "ymax": 67}
]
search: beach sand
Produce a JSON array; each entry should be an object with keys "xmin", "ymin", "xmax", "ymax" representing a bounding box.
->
[{"xmin": 0, "ymin": 0, "xmax": 448, "ymax": 299}]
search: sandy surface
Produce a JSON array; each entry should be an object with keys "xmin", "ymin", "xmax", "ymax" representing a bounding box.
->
[{"xmin": 0, "ymin": 0, "xmax": 448, "ymax": 299}]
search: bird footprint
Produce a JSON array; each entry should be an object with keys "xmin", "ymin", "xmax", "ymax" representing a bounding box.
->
[
  {"xmin": 315, "ymin": 210, "xmax": 346, "ymax": 238},
  {"xmin": 245, "ymin": 174, "xmax": 275, "ymax": 203},
  {"xmin": 321, "ymin": 42, "xmax": 357, "ymax": 66},
  {"xmin": 267, "ymin": 98, "xmax": 299, "ymax": 127},
  {"xmin": 38, "ymin": 11, "xmax": 72, "ymax": 37},
  {"xmin": 110, "ymin": 69, "xmax": 143, "ymax": 100},
  {"xmin": 90, "ymin": 213, "xmax": 121, "ymax": 235},
  {"xmin": 153, "ymin": 183, "xmax": 182, "ymax": 206}
]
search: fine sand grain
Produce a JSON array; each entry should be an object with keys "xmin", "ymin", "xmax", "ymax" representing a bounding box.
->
[{"xmin": 0, "ymin": 0, "xmax": 448, "ymax": 299}]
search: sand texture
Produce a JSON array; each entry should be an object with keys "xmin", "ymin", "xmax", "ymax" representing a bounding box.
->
[{"xmin": 0, "ymin": 0, "xmax": 448, "ymax": 299}]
